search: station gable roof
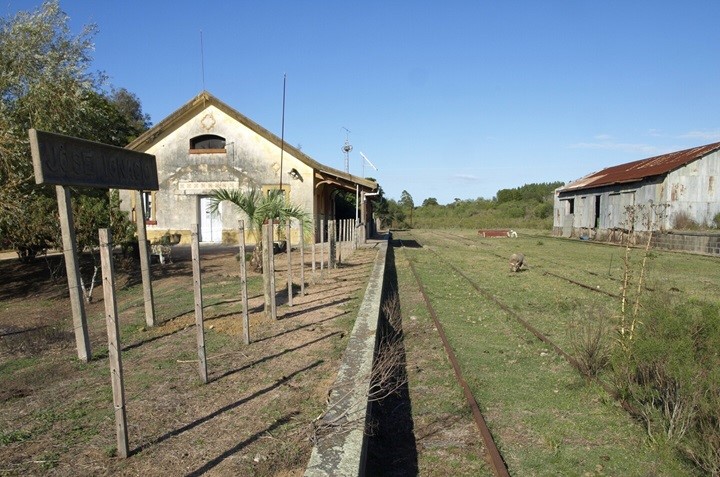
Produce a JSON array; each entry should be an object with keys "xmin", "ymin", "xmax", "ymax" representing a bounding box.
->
[{"xmin": 127, "ymin": 91, "xmax": 378, "ymax": 192}]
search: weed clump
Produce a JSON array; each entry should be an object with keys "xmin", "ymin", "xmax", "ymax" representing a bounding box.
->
[
  {"xmin": 611, "ymin": 298, "xmax": 720, "ymax": 475},
  {"xmin": 570, "ymin": 316, "xmax": 611, "ymax": 377}
]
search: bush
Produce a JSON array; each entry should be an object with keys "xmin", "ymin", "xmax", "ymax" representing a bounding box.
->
[
  {"xmin": 612, "ymin": 298, "xmax": 720, "ymax": 474},
  {"xmin": 570, "ymin": 316, "xmax": 611, "ymax": 377},
  {"xmin": 672, "ymin": 211, "xmax": 701, "ymax": 230}
]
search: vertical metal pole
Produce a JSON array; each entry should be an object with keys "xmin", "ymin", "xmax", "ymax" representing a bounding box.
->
[
  {"xmin": 134, "ymin": 190, "xmax": 155, "ymax": 327},
  {"xmin": 99, "ymin": 228, "xmax": 129, "ymax": 458},
  {"xmin": 191, "ymin": 224, "xmax": 208, "ymax": 383},
  {"xmin": 238, "ymin": 221, "xmax": 249, "ymax": 345},
  {"xmin": 279, "ymin": 73, "xmax": 287, "ymax": 191},
  {"xmin": 56, "ymin": 185, "xmax": 91, "ymax": 362}
]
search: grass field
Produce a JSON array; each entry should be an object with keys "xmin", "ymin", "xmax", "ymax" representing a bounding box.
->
[
  {"xmin": 0, "ymin": 233, "xmax": 717, "ymax": 476},
  {"xmin": 0, "ymin": 245, "xmax": 375, "ymax": 476},
  {"xmin": 395, "ymin": 228, "xmax": 718, "ymax": 476}
]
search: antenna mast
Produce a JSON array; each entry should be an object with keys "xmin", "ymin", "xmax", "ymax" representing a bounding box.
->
[
  {"xmin": 279, "ymin": 73, "xmax": 287, "ymax": 191},
  {"xmin": 200, "ymin": 31, "xmax": 206, "ymax": 91},
  {"xmin": 341, "ymin": 127, "xmax": 352, "ymax": 173}
]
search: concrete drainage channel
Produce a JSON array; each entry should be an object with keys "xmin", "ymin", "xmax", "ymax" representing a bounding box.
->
[{"xmin": 305, "ymin": 236, "xmax": 405, "ymax": 477}]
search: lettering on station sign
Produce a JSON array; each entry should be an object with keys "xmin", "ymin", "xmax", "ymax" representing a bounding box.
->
[{"xmin": 30, "ymin": 129, "xmax": 158, "ymax": 190}]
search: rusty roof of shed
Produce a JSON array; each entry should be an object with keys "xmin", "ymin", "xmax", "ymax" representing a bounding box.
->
[{"xmin": 558, "ymin": 141, "xmax": 720, "ymax": 193}]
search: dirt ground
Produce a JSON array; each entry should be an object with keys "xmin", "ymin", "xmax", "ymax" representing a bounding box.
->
[{"xmin": 0, "ymin": 243, "xmax": 381, "ymax": 476}]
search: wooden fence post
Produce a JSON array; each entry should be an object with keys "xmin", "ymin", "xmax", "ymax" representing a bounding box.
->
[
  {"xmin": 99, "ymin": 228, "xmax": 129, "ymax": 458},
  {"xmin": 191, "ymin": 224, "xmax": 208, "ymax": 384},
  {"xmin": 337, "ymin": 219, "xmax": 342, "ymax": 265},
  {"xmin": 263, "ymin": 223, "xmax": 277, "ymax": 320},
  {"xmin": 329, "ymin": 220, "xmax": 337, "ymax": 269},
  {"xmin": 286, "ymin": 219, "xmax": 293, "ymax": 307},
  {"xmin": 311, "ymin": 228, "xmax": 316, "ymax": 277},
  {"xmin": 320, "ymin": 219, "xmax": 325, "ymax": 271},
  {"xmin": 262, "ymin": 223, "xmax": 271, "ymax": 314},
  {"xmin": 299, "ymin": 219, "xmax": 306, "ymax": 296},
  {"xmin": 238, "ymin": 220, "xmax": 250, "ymax": 345}
]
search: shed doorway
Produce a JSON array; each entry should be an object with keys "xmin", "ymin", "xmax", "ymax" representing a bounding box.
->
[{"xmin": 199, "ymin": 196, "xmax": 222, "ymax": 243}]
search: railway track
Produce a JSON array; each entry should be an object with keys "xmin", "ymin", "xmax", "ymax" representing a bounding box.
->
[
  {"xmin": 396, "ymin": 230, "xmax": 646, "ymax": 475},
  {"xmin": 427, "ymin": 229, "xmax": 647, "ymax": 297},
  {"xmin": 439, "ymin": 229, "xmax": 659, "ymax": 290},
  {"xmin": 398, "ymin": 239, "xmax": 510, "ymax": 477}
]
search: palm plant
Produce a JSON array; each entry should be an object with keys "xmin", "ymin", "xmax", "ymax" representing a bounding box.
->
[{"xmin": 207, "ymin": 187, "xmax": 309, "ymax": 271}]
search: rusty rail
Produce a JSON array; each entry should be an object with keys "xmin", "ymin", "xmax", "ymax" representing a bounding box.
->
[
  {"xmin": 408, "ymin": 231, "xmax": 642, "ymax": 417},
  {"xmin": 400, "ymin": 240, "xmax": 511, "ymax": 477}
]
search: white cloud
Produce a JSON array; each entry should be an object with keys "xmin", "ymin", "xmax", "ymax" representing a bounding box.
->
[
  {"xmin": 567, "ymin": 141, "xmax": 657, "ymax": 154},
  {"xmin": 452, "ymin": 174, "xmax": 481, "ymax": 182},
  {"xmin": 678, "ymin": 130, "xmax": 720, "ymax": 140}
]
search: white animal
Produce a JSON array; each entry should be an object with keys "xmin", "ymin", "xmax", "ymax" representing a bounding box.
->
[{"xmin": 509, "ymin": 253, "xmax": 525, "ymax": 272}]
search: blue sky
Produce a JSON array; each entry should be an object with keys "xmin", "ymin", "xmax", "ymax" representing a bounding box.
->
[{"xmin": 5, "ymin": 1, "xmax": 720, "ymax": 204}]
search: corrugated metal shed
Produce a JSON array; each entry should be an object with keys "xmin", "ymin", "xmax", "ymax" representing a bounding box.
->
[{"xmin": 559, "ymin": 141, "xmax": 720, "ymax": 192}]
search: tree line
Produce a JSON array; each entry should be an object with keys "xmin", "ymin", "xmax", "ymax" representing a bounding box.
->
[
  {"xmin": 375, "ymin": 181, "xmax": 564, "ymax": 230},
  {"xmin": 1, "ymin": 1, "xmax": 149, "ymax": 261}
]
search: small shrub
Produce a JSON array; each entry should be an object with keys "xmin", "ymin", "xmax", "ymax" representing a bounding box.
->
[
  {"xmin": 570, "ymin": 316, "xmax": 610, "ymax": 377},
  {"xmin": 672, "ymin": 211, "xmax": 701, "ymax": 230},
  {"xmin": 612, "ymin": 298, "xmax": 720, "ymax": 474},
  {"xmin": 713, "ymin": 212, "xmax": 720, "ymax": 229}
]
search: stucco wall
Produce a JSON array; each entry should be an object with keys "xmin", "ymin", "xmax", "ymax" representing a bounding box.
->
[{"xmin": 120, "ymin": 105, "xmax": 315, "ymax": 244}]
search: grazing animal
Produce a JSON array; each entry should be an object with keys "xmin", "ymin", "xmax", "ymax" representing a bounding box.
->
[{"xmin": 509, "ymin": 253, "xmax": 525, "ymax": 272}]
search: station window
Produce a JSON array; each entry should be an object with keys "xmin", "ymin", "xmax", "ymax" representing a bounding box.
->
[
  {"xmin": 189, "ymin": 134, "xmax": 226, "ymax": 153},
  {"xmin": 142, "ymin": 191, "xmax": 156, "ymax": 225}
]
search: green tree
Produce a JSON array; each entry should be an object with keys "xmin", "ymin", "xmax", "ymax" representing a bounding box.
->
[
  {"xmin": 0, "ymin": 1, "xmax": 146, "ymax": 260},
  {"xmin": 208, "ymin": 188, "xmax": 309, "ymax": 271},
  {"xmin": 398, "ymin": 190, "xmax": 414, "ymax": 227},
  {"xmin": 422, "ymin": 197, "xmax": 439, "ymax": 207}
]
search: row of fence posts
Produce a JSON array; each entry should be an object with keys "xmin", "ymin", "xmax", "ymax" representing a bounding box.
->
[{"xmin": 96, "ymin": 217, "xmax": 360, "ymax": 457}]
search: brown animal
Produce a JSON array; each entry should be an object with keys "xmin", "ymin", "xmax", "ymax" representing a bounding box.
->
[{"xmin": 509, "ymin": 253, "xmax": 524, "ymax": 272}]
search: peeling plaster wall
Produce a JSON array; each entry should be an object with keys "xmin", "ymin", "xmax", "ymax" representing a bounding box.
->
[{"xmin": 121, "ymin": 105, "xmax": 315, "ymax": 243}]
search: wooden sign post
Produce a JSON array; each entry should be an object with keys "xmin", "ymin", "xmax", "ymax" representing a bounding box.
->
[
  {"xmin": 55, "ymin": 185, "xmax": 91, "ymax": 362},
  {"xmin": 29, "ymin": 129, "xmax": 158, "ymax": 362}
]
